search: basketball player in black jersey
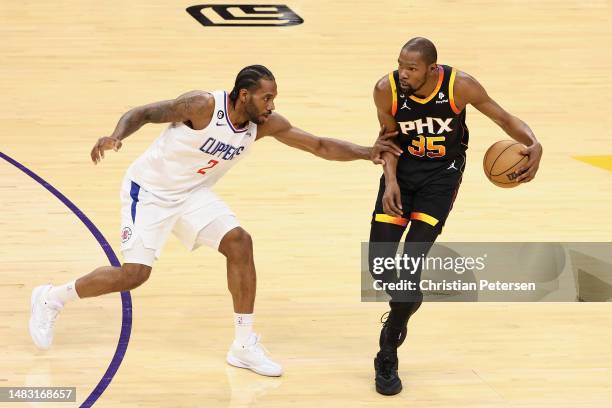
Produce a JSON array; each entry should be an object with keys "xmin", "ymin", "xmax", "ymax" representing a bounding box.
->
[{"xmin": 369, "ymin": 38, "xmax": 542, "ymax": 395}]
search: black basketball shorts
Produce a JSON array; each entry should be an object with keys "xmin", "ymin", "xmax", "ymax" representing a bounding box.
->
[{"xmin": 372, "ymin": 154, "xmax": 466, "ymax": 230}]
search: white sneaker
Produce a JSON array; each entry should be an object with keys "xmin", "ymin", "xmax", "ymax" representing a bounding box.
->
[
  {"xmin": 226, "ymin": 333, "xmax": 283, "ymax": 377},
  {"xmin": 29, "ymin": 285, "xmax": 63, "ymax": 350}
]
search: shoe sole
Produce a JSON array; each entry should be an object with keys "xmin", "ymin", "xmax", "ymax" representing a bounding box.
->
[
  {"xmin": 226, "ymin": 353, "xmax": 282, "ymax": 377},
  {"xmin": 29, "ymin": 285, "xmax": 51, "ymax": 350},
  {"xmin": 376, "ymin": 382, "xmax": 403, "ymax": 396}
]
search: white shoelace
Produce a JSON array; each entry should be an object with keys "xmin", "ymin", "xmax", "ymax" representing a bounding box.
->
[
  {"xmin": 245, "ymin": 334, "xmax": 270, "ymax": 356},
  {"xmin": 39, "ymin": 301, "xmax": 61, "ymax": 330}
]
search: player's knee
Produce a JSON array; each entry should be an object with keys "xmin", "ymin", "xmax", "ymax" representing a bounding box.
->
[
  {"xmin": 405, "ymin": 219, "xmax": 442, "ymax": 242},
  {"xmin": 119, "ymin": 263, "xmax": 152, "ymax": 290},
  {"xmin": 219, "ymin": 227, "xmax": 253, "ymax": 259}
]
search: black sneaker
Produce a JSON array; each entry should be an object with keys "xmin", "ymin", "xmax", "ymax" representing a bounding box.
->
[{"xmin": 374, "ymin": 350, "xmax": 402, "ymax": 395}]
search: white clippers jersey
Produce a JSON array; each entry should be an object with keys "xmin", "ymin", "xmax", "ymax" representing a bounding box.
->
[{"xmin": 126, "ymin": 90, "xmax": 256, "ymax": 199}]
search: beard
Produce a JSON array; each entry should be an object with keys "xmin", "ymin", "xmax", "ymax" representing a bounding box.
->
[
  {"xmin": 246, "ymin": 105, "xmax": 261, "ymax": 124},
  {"xmin": 245, "ymin": 102, "xmax": 268, "ymax": 125},
  {"xmin": 400, "ymin": 84, "xmax": 416, "ymax": 96},
  {"xmin": 400, "ymin": 77, "xmax": 428, "ymax": 96}
]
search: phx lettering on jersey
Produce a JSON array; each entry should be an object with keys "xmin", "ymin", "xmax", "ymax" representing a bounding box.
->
[
  {"xmin": 398, "ymin": 117, "xmax": 453, "ymax": 135},
  {"xmin": 200, "ymin": 137, "xmax": 245, "ymax": 160}
]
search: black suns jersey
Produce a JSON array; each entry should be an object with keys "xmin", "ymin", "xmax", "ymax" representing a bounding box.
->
[{"xmin": 390, "ymin": 64, "xmax": 469, "ymax": 163}]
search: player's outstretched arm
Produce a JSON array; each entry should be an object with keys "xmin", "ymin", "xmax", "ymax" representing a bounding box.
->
[
  {"xmin": 90, "ymin": 91, "xmax": 213, "ymax": 164},
  {"xmin": 259, "ymin": 113, "xmax": 400, "ymax": 162},
  {"xmin": 456, "ymin": 72, "xmax": 543, "ymax": 183}
]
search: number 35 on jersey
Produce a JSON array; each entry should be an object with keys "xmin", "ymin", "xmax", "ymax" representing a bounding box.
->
[{"xmin": 398, "ymin": 117, "xmax": 453, "ymax": 159}]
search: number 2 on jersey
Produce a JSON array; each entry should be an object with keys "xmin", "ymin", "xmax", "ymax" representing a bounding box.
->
[
  {"xmin": 197, "ymin": 159, "xmax": 219, "ymax": 175},
  {"xmin": 408, "ymin": 135, "xmax": 446, "ymax": 158}
]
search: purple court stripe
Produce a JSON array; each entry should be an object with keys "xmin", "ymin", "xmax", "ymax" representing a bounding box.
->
[{"xmin": 0, "ymin": 151, "xmax": 132, "ymax": 408}]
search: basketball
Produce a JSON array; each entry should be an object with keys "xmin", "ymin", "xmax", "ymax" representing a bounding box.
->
[{"xmin": 483, "ymin": 140, "xmax": 528, "ymax": 188}]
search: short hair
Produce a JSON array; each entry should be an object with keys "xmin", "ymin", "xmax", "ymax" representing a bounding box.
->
[
  {"xmin": 401, "ymin": 37, "xmax": 437, "ymax": 65},
  {"xmin": 229, "ymin": 65, "xmax": 275, "ymax": 105}
]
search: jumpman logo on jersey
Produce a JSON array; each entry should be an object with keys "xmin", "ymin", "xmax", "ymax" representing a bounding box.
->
[
  {"xmin": 400, "ymin": 100, "xmax": 411, "ymax": 110},
  {"xmin": 447, "ymin": 160, "xmax": 457, "ymax": 171}
]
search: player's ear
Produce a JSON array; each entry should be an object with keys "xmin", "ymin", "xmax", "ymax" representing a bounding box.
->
[{"xmin": 239, "ymin": 88, "xmax": 248, "ymax": 103}]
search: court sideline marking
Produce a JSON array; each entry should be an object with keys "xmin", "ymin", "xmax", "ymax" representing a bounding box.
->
[{"xmin": 0, "ymin": 151, "xmax": 132, "ymax": 408}]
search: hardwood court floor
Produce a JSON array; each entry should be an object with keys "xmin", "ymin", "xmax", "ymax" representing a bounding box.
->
[{"xmin": 1, "ymin": 1, "xmax": 611, "ymax": 407}]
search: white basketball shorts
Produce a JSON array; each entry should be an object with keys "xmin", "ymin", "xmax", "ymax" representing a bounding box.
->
[{"xmin": 119, "ymin": 175, "xmax": 240, "ymax": 266}]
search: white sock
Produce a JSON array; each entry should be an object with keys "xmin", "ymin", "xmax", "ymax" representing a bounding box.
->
[
  {"xmin": 47, "ymin": 280, "xmax": 80, "ymax": 305},
  {"xmin": 234, "ymin": 313, "xmax": 254, "ymax": 345}
]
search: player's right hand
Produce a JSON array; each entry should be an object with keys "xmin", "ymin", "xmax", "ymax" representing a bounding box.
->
[
  {"xmin": 371, "ymin": 125, "xmax": 401, "ymax": 165},
  {"xmin": 91, "ymin": 136, "xmax": 122, "ymax": 164},
  {"xmin": 382, "ymin": 182, "xmax": 403, "ymax": 218}
]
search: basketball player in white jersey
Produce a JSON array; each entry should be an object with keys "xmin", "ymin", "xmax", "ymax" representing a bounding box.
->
[{"xmin": 29, "ymin": 65, "xmax": 402, "ymax": 377}]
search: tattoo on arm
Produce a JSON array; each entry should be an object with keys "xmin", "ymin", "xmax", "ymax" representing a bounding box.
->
[
  {"xmin": 111, "ymin": 93, "xmax": 208, "ymax": 140},
  {"xmin": 111, "ymin": 109, "xmax": 147, "ymax": 141},
  {"xmin": 143, "ymin": 103, "xmax": 168, "ymax": 123},
  {"xmin": 144, "ymin": 95, "xmax": 195, "ymax": 123}
]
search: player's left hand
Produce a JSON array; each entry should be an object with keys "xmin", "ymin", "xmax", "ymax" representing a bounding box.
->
[
  {"xmin": 90, "ymin": 136, "xmax": 123, "ymax": 164},
  {"xmin": 371, "ymin": 125, "xmax": 401, "ymax": 165},
  {"xmin": 516, "ymin": 141, "xmax": 543, "ymax": 183}
]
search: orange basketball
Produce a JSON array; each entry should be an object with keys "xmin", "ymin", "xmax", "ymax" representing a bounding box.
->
[{"xmin": 483, "ymin": 140, "xmax": 528, "ymax": 188}]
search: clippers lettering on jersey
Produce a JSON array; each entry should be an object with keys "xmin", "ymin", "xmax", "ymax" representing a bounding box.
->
[
  {"xmin": 200, "ymin": 137, "xmax": 245, "ymax": 160},
  {"xmin": 398, "ymin": 117, "xmax": 453, "ymax": 135}
]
